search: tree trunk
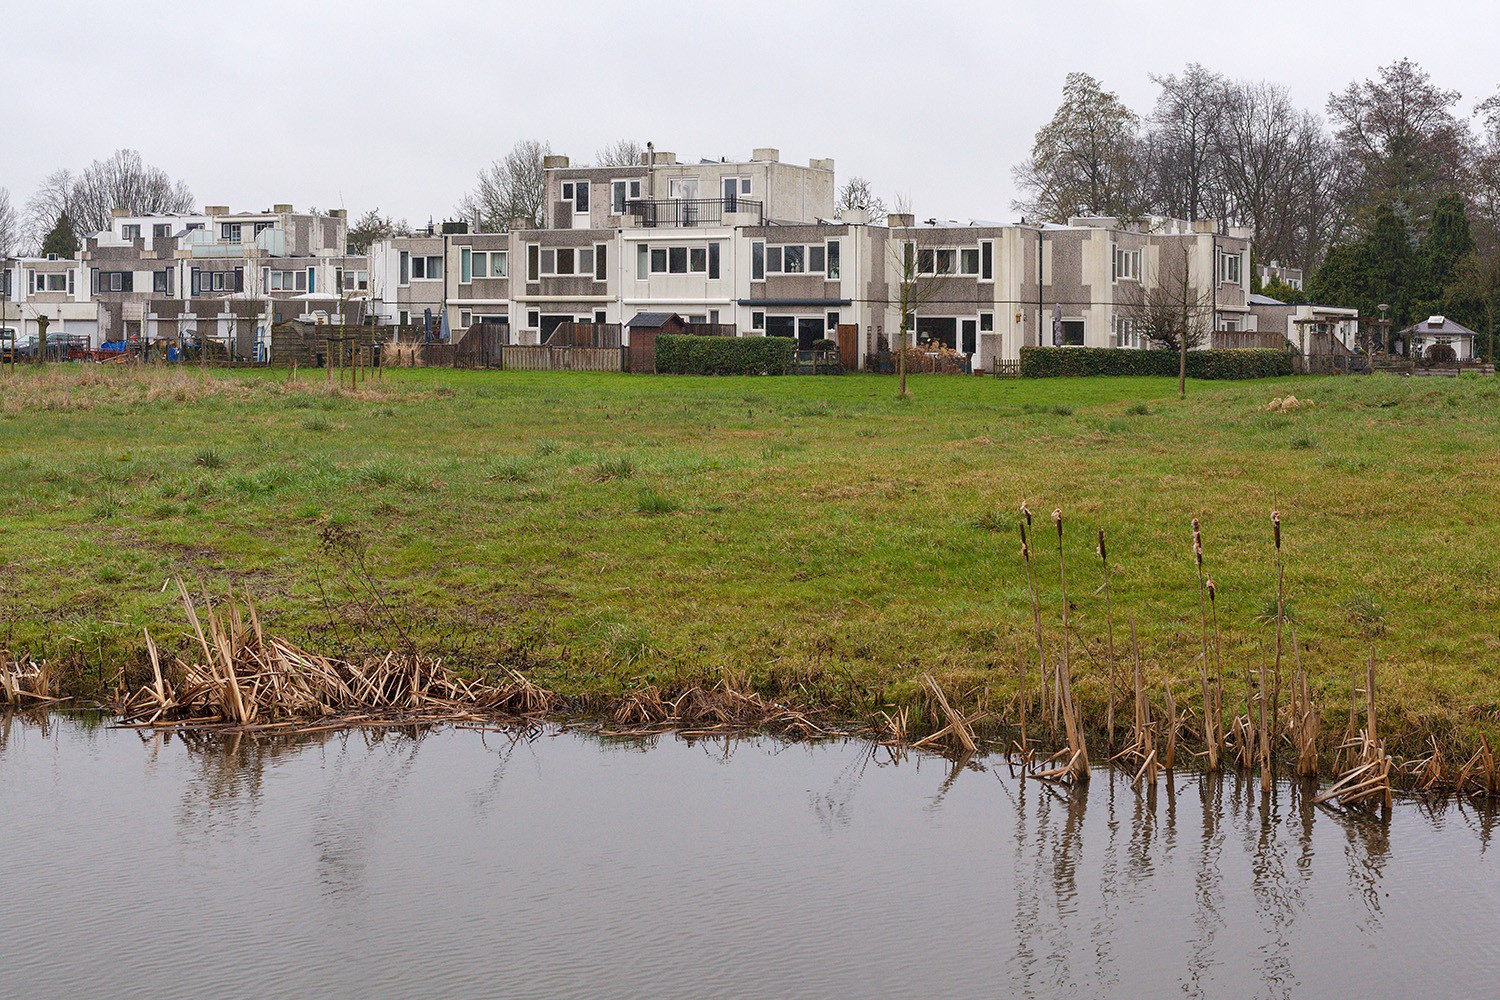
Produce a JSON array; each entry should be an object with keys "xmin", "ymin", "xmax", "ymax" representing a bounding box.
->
[{"xmin": 1178, "ymin": 337, "xmax": 1187, "ymax": 399}]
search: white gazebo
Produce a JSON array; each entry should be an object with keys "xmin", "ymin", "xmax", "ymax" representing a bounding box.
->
[{"xmin": 1399, "ymin": 315, "xmax": 1479, "ymax": 361}]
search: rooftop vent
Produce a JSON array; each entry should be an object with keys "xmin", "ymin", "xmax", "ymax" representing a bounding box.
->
[{"xmin": 1427, "ymin": 315, "xmax": 1446, "ymax": 327}]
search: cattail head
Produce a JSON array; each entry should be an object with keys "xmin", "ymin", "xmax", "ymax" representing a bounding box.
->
[
  {"xmin": 1206, "ymin": 576, "xmax": 1216, "ymax": 602},
  {"xmin": 1096, "ymin": 528, "xmax": 1107, "ymax": 562},
  {"xmin": 1021, "ymin": 502, "xmax": 1032, "ymax": 527},
  {"xmin": 1052, "ymin": 508, "xmax": 1063, "ymax": 538},
  {"xmin": 1272, "ymin": 510, "xmax": 1282, "ymax": 550},
  {"xmin": 1019, "ymin": 520, "xmax": 1031, "ymax": 561},
  {"xmin": 1193, "ymin": 519, "xmax": 1203, "ymax": 569}
]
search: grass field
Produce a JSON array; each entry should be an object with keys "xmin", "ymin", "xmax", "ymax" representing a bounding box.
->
[{"xmin": 2, "ymin": 365, "xmax": 1497, "ymax": 753}]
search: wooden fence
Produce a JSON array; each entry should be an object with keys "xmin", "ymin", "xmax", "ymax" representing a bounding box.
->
[{"xmin": 500, "ymin": 345, "xmax": 623, "ymax": 372}]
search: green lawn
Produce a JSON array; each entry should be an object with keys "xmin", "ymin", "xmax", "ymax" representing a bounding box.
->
[{"xmin": 2, "ymin": 365, "xmax": 1497, "ymax": 754}]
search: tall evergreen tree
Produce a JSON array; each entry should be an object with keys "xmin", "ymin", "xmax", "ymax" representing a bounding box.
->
[
  {"xmin": 1364, "ymin": 204, "xmax": 1416, "ymax": 325},
  {"xmin": 1308, "ymin": 241, "xmax": 1368, "ymax": 311},
  {"xmin": 1417, "ymin": 193, "xmax": 1475, "ymax": 320},
  {"xmin": 40, "ymin": 212, "xmax": 78, "ymax": 258}
]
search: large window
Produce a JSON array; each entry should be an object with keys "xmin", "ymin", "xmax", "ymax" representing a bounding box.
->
[
  {"xmin": 462, "ymin": 249, "xmax": 507, "ymax": 280},
  {"xmin": 560, "ymin": 180, "xmax": 590, "ymax": 214},
  {"xmin": 221, "ymin": 222, "xmax": 242, "ymax": 243},
  {"xmin": 981, "ymin": 240, "xmax": 994, "ymax": 281},
  {"xmin": 907, "ymin": 243, "xmax": 958, "ymax": 277},
  {"xmin": 761, "ymin": 242, "xmax": 834, "ymax": 276},
  {"xmin": 1219, "ymin": 250, "xmax": 1243, "ymax": 284},
  {"xmin": 1113, "ymin": 244, "xmax": 1141, "ymax": 282},
  {"xmin": 1061, "ymin": 319, "xmax": 1085, "ymax": 346},
  {"xmin": 153, "ymin": 223, "xmax": 172, "ymax": 239},
  {"xmin": 1112, "ymin": 314, "xmax": 1139, "ymax": 348},
  {"xmin": 265, "ymin": 269, "xmax": 308, "ymax": 292},
  {"xmin": 121, "ymin": 224, "xmax": 141, "ymax": 241},
  {"xmin": 637, "ymin": 243, "xmax": 721, "ymax": 276},
  {"xmin": 611, "ymin": 178, "xmax": 643, "ymax": 214},
  {"xmin": 410, "ymin": 255, "xmax": 442, "ymax": 280}
]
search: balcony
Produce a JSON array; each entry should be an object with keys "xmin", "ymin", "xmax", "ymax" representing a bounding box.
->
[{"xmin": 626, "ymin": 197, "xmax": 764, "ymax": 228}]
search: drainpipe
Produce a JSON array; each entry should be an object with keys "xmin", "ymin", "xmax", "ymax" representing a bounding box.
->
[
  {"xmin": 1036, "ymin": 228, "xmax": 1044, "ymax": 348},
  {"xmin": 1210, "ymin": 229, "xmax": 1218, "ymax": 349},
  {"xmin": 646, "ymin": 141, "xmax": 656, "ymax": 202}
]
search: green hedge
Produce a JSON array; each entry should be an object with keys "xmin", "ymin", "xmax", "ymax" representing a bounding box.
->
[
  {"xmin": 1019, "ymin": 346, "xmax": 1294, "ymax": 379},
  {"xmin": 655, "ymin": 334, "xmax": 794, "ymax": 375}
]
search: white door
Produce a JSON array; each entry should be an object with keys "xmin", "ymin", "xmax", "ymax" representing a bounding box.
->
[
  {"xmin": 669, "ymin": 179, "xmax": 699, "ymax": 225},
  {"xmin": 573, "ymin": 181, "xmax": 590, "ymax": 229}
]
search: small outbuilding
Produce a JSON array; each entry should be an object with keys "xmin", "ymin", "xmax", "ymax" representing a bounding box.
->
[{"xmin": 1399, "ymin": 315, "xmax": 1479, "ymax": 361}]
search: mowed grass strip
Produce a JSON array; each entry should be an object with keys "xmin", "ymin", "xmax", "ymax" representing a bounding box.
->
[{"xmin": 1, "ymin": 365, "xmax": 1496, "ymax": 752}]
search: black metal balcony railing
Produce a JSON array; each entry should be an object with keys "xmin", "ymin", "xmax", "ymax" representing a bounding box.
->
[{"xmin": 626, "ymin": 197, "xmax": 764, "ymax": 228}]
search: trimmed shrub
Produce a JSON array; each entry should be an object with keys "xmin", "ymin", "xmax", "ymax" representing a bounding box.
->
[
  {"xmin": 655, "ymin": 334, "xmax": 794, "ymax": 375},
  {"xmin": 1019, "ymin": 346, "xmax": 1294, "ymax": 380}
]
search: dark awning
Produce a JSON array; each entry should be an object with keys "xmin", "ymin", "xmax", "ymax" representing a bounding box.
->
[{"xmin": 736, "ymin": 298, "xmax": 851, "ymax": 307}]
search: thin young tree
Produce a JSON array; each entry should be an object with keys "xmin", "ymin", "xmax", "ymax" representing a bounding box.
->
[
  {"xmin": 1118, "ymin": 244, "xmax": 1214, "ymax": 397},
  {"xmin": 887, "ymin": 225, "xmax": 953, "ymax": 398}
]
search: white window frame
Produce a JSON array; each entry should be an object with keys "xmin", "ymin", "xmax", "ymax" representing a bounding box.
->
[
  {"xmin": 611, "ymin": 178, "xmax": 643, "ymax": 214},
  {"xmin": 121, "ymin": 224, "xmax": 141, "ymax": 241},
  {"xmin": 1112, "ymin": 244, "xmax": 1141, "ymax": 282},
  {"xmin": 221, "ymin": 222, "xmax": 242, "ymax": 243},
  {"xmin": 1219, "ymin": 250, "xmax": 1243, "ymax": 285},
  {"xmin": 763, "ymin": 243, "xmax": 827, "ymax": 276}
]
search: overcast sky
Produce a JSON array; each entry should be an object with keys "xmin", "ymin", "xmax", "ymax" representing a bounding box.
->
[{"xmin": 6, "ymin": 0, "xmax": 1500, "ymax": 227}]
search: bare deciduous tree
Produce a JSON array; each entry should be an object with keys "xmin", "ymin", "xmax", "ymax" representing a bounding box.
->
[
  {"xmin": 1215, "ymin": 81, "xmax": 1348, "ymax": 270},
  {"xmin": 1118, "ymin": 244, "xmax": 1214, "ymax": 398},
  {"xmin": 22, "ymin": 169, "xmax": 76, "ymax": 255},
  {"xmin": 1327, "ymin": 58, "xmax": 1472, "ymax": 230},
  {"xmin": 836, "ymin": 176, "xmax": 887, "ymax": 223},
  {"xmin": 1144, "ymin": 64, "xmax": 1228, "ymax": 224},
  {"xmin": 457, "ymin": 139, "xmax": 553, "ymax": 230},
  {"xmin": 594, "ymin": 140, "xmax": 644, "ymax": 167},
  {"xmin": 67, "ymin": 150, "xmax": 195, "ymax": 236},
  {"xmin": 0, "ymin": 188, "xmax": 18, "ymax": 257}
]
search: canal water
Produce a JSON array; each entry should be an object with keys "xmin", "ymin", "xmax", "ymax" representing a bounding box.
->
[{"xmin": 2, "ymin": 712, "xmax": 1497, "ymax": 999}]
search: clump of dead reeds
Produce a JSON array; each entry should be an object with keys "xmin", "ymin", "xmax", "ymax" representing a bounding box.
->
[
  {"xmin": 0, "ymin": 652, "xmax": 57, "ymax": 706},
  {"xmin": 1025, "ymin": 509, "xmax": 1089, "ymax": 783},
  {"xmin": 1317, "ymin": 650, "xmax": 1391, "ymax": 812},
  {"xmin": 1111, "ymin": 617, "xmax": 1159, "ymax": 787},
  {"xmin": 913, "ymin": 674, "xmax": 980, "ymax": 756},
  {"xmin": 607, "ymin": 674, "xmax": 826, "ymax": 739},
  {"xmin": 117, "ymin": 581, "xmax": 556, "ymax": 731}
]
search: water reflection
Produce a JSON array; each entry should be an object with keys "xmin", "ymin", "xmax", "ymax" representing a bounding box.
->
[{"xmin": 3, "ymin": 712, "xmax": 1497, "ymax": 1000}]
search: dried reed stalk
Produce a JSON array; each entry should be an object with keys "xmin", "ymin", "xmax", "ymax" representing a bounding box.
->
[
  {"xmin": 1097, "ymin": 529, "xmax": 1118, "ymax": 749},
  {"xmin": 913, "ymin": 675, "xmax": 978, "ymax": 755},
  {"xmin": 1193, "ymin": 519, "xmax": 1221, "ymax": 770},
  {"xmin": 1018, "ymin": 505, "xmax": 1053, "ymax": 737},
  {"xmin": 1051, "ymin": 509, "xmax": 1088, "ymax": 781},
  {"xmin": 1317, "ymin": 650, "xmax": 1390, "ymax": 811},
  {"xmin": 1289, "ymin": 635, "xmax": 1320, "ymax": 778}
]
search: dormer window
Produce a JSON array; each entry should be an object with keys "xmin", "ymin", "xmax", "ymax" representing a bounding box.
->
[{"xmin": 121, "ymin": 224, "xmax": 141, "ymax": 241}]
